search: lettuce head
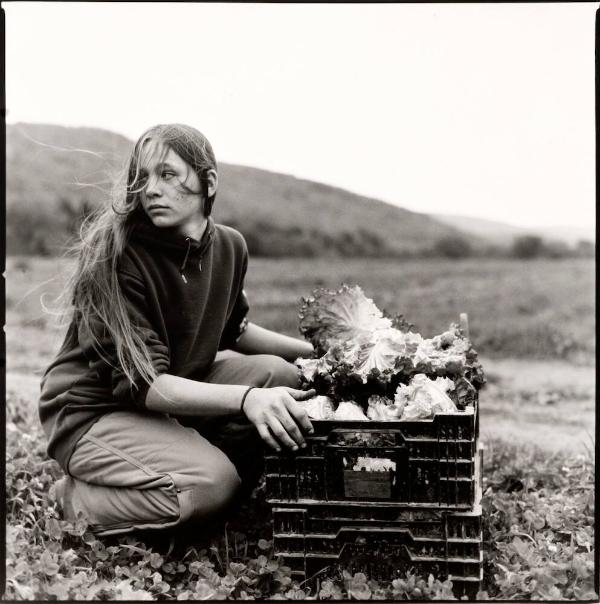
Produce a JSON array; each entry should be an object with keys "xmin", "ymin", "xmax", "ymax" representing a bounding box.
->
[{"xmin": 298, "ymin": 284, "xmax": 392, "ymax": 353}]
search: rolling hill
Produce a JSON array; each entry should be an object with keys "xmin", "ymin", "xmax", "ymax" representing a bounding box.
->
[{"xmin": 7, "ymin": 122, "xmax": 474, "ymax": 256}]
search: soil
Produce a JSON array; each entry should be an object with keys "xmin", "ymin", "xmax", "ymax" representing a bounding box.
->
[{"xmin": 479, "ymin": 357, "xmax": 594, "ymax": 455}]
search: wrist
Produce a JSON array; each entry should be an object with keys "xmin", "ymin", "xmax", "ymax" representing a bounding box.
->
[{"xmin": 240, "ymin": 386, "xmax": 256, "ymax": 415}]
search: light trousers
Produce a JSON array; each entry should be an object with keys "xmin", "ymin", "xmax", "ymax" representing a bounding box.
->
[{"xmin": 56, "ymin": 354, "xmax": 300, "ymax": 536}]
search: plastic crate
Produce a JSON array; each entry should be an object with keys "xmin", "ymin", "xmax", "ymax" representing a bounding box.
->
[
  {"xmin": 270, "ymin": 447, "xmax": 484, "ymax": 599},
  {"xmin": 265, "ymin": 398, "xmax": 479, "ymax": 509}
]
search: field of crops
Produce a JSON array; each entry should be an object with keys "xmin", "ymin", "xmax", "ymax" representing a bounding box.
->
[
  {"xmin": 4, "ymin": 255, "xmax": 596, "ymax": 599},
  {"xmin": 5, "ymin": 256, "xmax": 595, "ymax": 375}
]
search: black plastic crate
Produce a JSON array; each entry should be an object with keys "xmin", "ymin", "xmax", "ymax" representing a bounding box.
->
[
  {"xmin": 265, "ymin": 400, "xmax": 479, "ymax": 509},
  {"xmin": 270, "ymin": 446, "xmax": 484, "ymax": 599},
  {"xmin": 272, "ymin": 503, "xmax": 482, "ymax": 598}
]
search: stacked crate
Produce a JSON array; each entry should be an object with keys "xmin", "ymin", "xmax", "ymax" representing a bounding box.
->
[{"xmin": 265, "ymin": 396, "xmax": 484, "ymax": 598}]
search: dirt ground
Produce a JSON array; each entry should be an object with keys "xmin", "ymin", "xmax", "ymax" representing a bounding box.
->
[
  {"xmin": 479, "ymin": 356, "xmax": 595, "ymax": 455},
  {"xmin": 8, "ymin": 356, "xmax": 594, "ymax": 456}
]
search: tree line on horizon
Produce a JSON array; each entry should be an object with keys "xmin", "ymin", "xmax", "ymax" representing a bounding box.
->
[{"xmin": 7, "ymin": 199, "xmax": 594, "ymax": 260}]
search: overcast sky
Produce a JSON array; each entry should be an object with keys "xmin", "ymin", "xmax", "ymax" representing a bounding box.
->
[{"xmin": 5, "ymin": 2, "xmax": 596, "ymax": 231}]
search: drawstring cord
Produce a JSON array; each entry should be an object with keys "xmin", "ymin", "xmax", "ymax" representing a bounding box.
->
[{"xmin": 179, "ymin": 238, "xmax": 192, "ymax": 283}]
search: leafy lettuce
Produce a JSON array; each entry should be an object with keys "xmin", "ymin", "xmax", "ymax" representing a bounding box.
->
[{"xmin": 296, "ymin": 283, "xmax": 486, "ymax": 419}]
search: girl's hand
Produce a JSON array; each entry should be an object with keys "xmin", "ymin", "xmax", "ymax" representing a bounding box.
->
[{"xmin": 243, "ymin": 387, "xmax": 316, "ymax": 451}]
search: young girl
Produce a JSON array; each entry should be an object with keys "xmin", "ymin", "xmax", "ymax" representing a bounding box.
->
[{"xmin": 39, "ymin": 124, "xmax": 315, "ymax": 536}]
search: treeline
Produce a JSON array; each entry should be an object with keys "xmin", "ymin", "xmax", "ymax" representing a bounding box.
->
[
  {"xmin": 7, "ymin": 200, "xmax": 96, "ymax": 256},
  {"xmin": 429, "ymin": 233, "xmax": 595, "ymax": 260},
  {"xmin": 236, "ymin": 224, "xmax": 594, "ymax": 260},
  {"xmin": 6, "ymin": 204, "xmax": 594, "ymax": 260},
  {"xmin": 6, "ymin": 206, "xmax": 408, "ymax": 257},
  {"xmin": 225, "ymin": 219, "xmax": 401, "ymax": 258}
]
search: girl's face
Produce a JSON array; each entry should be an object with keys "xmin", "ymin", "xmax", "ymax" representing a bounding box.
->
[{"xmin": 137, "ymin": 140, "xmax": 216, "ymax": 237}]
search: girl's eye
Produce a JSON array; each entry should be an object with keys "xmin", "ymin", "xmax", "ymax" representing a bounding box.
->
[{"xmin": 162, "ymin": 171, "xmax": 175, "ymax": 180}]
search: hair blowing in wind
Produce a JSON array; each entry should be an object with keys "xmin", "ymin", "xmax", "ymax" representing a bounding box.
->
[{"xmin": 56, "ymin": 124, "xmax": 218, "ymax": 395}]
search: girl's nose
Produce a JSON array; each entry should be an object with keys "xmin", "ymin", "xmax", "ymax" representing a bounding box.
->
[{"xmin": 145, "ymin": 176, "xmax": 161, "ymax": 197}]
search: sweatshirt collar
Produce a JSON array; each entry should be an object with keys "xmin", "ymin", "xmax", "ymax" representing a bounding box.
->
[{"xmin": 130, "ymin": 215, "xmax": 216, "ymax": 279}]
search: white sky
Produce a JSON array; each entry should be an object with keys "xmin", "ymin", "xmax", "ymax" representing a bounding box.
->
[{"xmin": 5, "ymin": 2, "xmax": 596, "ymax": 231}]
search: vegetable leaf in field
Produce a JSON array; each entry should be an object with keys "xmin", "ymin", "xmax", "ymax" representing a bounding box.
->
[
  {"xmin": 296, "ymin": 284, "xmax": 486, "ymax": 414},
  {"xmin": 298, "ymin": 284, "xmax": 392, "ymax": 353},
  {"xmin": 352, "ymin": 329, "xmax": 415, "ymax": 384}
]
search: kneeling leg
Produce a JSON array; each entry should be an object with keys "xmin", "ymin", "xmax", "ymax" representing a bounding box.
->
[{"xmin": 61, "ymin": 410, "xmax": 241, "ymax": 536}]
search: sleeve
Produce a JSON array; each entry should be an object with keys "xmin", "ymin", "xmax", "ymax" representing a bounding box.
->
[
  {"xmin": 77, "ymin": 270, "xmax": 170, "ymax": 407},
  {"xmin": 218, "ymin": 238, "xmax": 251, "ymax": 350},
  {"xmin": 218, "ymin": 289, "xmax": 250, "ymax": 350}
]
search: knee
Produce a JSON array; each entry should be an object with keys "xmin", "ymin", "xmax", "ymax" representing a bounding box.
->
[
  {"xmin": 253, "ymin": 355, "xmax": 301, "ymax": 389},
  {"xmin": 185, "ymin": 455, "xmax": 241, "ymax": 522}
]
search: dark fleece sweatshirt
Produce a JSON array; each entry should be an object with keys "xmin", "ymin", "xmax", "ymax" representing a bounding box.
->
[{"xmin": 38, "ymin": 216, "xmax": 250, "ymax": 471}]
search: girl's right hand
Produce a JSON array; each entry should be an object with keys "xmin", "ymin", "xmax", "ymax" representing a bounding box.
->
[{"xmin": 242, "ymin": 387, "xmax": 316, "ymax": 451}]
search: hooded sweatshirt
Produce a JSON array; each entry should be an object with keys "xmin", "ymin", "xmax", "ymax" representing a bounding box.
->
[{"xmin": 38, "ymin": 216, "xmax": 249, "ymax": 471}]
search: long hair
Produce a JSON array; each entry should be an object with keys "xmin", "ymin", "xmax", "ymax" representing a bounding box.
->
[{"xmin": 59, "ymin": 124, "xmax": 218, "ymax": 392}]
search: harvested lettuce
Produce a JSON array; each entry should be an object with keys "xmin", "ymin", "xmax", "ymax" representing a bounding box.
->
[
  {"xmin": 294, "ymin": 283, "xmax": 485, "ymax": 421},
  {"xmin": 299, "ymin": 284, "xmax": 392, "ymax": 353},
  {"xmin": 334, "ymin": 401, "xmax": 369, "ymax": 420},
  {"xmin": 396, "ymin": 374, "xmax": 457, "ymax": 420},
  {"xmin": 299, "ymin": 395, "xmax": 335, "ymax": 420},
  {"xmin": 366, "ymin": 395, "xmax": 404, "ymax": 421},
  {"xmin": 352, "ymin": 456, "xmax": 396, "ymax": 472}
]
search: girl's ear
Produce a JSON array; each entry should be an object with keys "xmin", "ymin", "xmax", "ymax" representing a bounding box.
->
[{"xmin": 206, "ymin": 169, "xmax": 218, "ymax": 198}]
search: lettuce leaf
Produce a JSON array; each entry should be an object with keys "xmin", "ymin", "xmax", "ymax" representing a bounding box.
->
[{"xmin": 298, "ymin": 285, "xmax": 392, "ymax": 353}]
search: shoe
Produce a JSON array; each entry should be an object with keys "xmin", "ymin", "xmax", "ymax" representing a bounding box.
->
[{"xmin": 52, "ymin": 476, "xmax": 76, "ymax": 522}]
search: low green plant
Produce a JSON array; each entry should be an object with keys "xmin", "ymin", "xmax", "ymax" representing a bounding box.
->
[
  {"xmin": 481, "ymin": 439, "xmax": 596, "ymax": 600},
  {"xmin": 5, "ymin": 388, "xmax": 596, "ymax": 600}
]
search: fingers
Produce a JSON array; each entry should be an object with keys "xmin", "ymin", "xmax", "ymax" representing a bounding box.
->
[
  {"xmin": 277, "ymin": 414, "xmax": 307, "ymax": 448},
  {"xmin": 283, "ymin": 387, "xmax": 316, "ymax": 401},
  {"xmin": 285, "ymin": 398, "xmax": 314, "ymax": 435},
  {"xmin": 248, "ymin": 387, "xmax": 317, "ymax": 452},
  {"xmin": 256, "ymin": 423, "xmax": 281, "ymax": 452},
  {"xmin": 268, "ymin": 417, "xmax": 302, "ymax": 451}
]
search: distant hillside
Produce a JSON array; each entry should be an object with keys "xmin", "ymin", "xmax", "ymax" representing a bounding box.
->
[
  {"xmin": 7, "ymin": 123, "xmax": 472, "ymax": 256},
  {"xmin": 434, "ymin": 213, "xmax": 595, "ymax": 247}
]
